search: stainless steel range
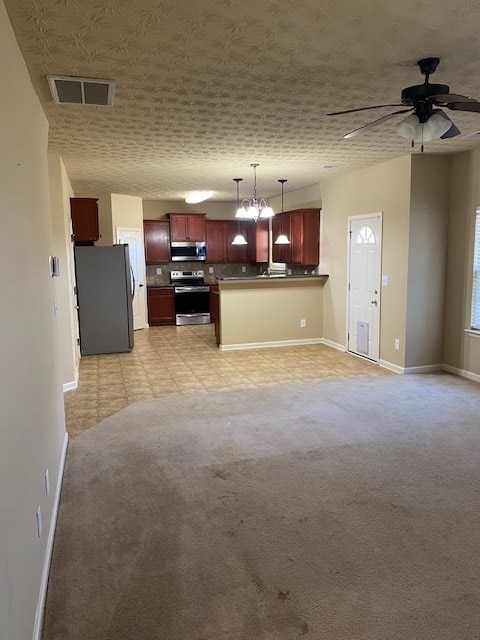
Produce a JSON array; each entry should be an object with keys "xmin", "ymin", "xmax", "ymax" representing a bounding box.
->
[{"xmin": 170, "ymin": 270, "xmax": 210, "ymax": 326}]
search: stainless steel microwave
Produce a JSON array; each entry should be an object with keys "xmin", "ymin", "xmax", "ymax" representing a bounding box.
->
[{"xmin": 170, "ymin": 241, "xmax": 206, "ymax": 262}]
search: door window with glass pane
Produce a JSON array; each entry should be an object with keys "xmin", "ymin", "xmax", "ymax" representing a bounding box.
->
[{"xmin": 472, "ymin": 208, "xmax": 480, "ymax": 330}]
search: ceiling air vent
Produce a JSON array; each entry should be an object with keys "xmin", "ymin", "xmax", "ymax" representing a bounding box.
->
[{"xmin": 48, "ymin": 76, "xmax": 115, "ymax": 106}]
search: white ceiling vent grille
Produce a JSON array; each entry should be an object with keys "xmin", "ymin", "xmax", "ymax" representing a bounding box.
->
[{"xmin": 48, "ymin": 76, "xmax": 115, "ymax": 106}]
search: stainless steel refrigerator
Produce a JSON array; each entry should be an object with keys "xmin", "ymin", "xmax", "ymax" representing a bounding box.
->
[{"xmin": 74, "ymin": 245, "xmax": 134, "ymax": 355}]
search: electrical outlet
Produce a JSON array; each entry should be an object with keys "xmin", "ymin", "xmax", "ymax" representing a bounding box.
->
[
  {"xmin": 241, "ymin": 265, "xmax": 246, "ymax": 273},
  {"xmin": 45, "ymin": 469, "xmax": 50, "ymax": 497},
  {"xmin": 53, "ymin": 300, "xmax": 59, "ymax": 317},
  {"xmin": 395, "ymin": 339, "xmax": 400, "ymax": 350},
  {"xmin": 382, "ymin": 275, "xmax": 389, "ymax": 286},
  {"xmin": 208, "ymin": 266, "xmax": 214, "ymax": 274},
  {"xmin": 36, "ymin": 506, "xmax": 42, "ymax": 538},
  {"xmin": 300, "ymin": 319, "xmax": 306, "ymax": 328},
  {"xmin": 156, "ymin": 267, "xmax": 162, "ymax": 275},
  {"xmin": 287, "ymin": 269, "xmax": 292, "ymax": 275}
]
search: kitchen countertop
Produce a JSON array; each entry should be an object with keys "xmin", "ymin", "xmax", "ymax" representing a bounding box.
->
[{"xmin": 217, "ymin": 274, "xmax": 328, "ymax": 282}]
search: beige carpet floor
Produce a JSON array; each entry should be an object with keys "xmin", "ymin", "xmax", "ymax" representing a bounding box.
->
[{"xmin": 44, "ymin": 374, "xmax": 480, "ymax": 639}]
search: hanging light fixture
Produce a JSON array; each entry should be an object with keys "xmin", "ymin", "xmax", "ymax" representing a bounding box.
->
[
  {"xmin": 235, "ymin": 163, "xmax": 274, "ymax": 220},
  {"xmin": 231, "ymin": 178, "xmax": 248, "ymax": 245},
  {"xmin": 274, "ymin": 179, "xmax": 290, "ymax": 245}
]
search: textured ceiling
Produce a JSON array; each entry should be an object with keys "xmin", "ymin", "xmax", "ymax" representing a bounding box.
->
[{"xmin": 5, "ymin": 0, "xmax": 480, "ymax": 200}]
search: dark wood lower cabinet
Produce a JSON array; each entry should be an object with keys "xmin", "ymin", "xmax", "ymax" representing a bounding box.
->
[
  {"xmin": 209, "ymin": 285, "xmax": 219, "ymax": 323},
  {"xmin": 147, "ymin": 287, "xmax": 175, "ymax": 326}
]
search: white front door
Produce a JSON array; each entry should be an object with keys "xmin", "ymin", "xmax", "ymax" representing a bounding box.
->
[
  {"xmin": 116, "ymin": 227, "xmax": 146, "ymax": 330},
  {"xmin": 347, "ymin": 213, "xmax": 382, "ymax": 362}
]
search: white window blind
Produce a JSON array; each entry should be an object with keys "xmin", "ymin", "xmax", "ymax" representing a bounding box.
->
[{"xmin": 472, "ymin": 208, "xmax": 480, "ymax": 330}]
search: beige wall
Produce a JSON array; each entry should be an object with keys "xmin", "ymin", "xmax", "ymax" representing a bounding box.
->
[
  {"xmin": 269, "ymin": 182, "xmax": 322, "ymax": 212},
  {"xmin": 0, "ymin": 3, "xmax": 66, "ymax": 639},
  {"xmin": 444, "ymin": 149, "xmax": 480, "ymax": 376},
  {"xmin": 111, "ymin": 193, "xmax": 144, "ymax": 233},
  {"xmin": 143, "ymin": 199, "xmax": 235, "ymax": 220},
  {"xmin": 219, "ymin": 280, "xmax": 323, "ymax": 347},
  {"xmin": 405, "ymin": 155, "xmax": 451, "ymax": 368},
  {"xmin": 321, "ymin": 155, "xmax": 412, "ymax": 367},
  {"xmin": 48, "ymin": 152, "xmax": 78, "ymax": 386}
]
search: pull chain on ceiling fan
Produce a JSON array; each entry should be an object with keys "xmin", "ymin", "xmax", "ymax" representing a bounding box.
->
[{"xmin": 327, "ymin": 57, "xmax": 480, "ymax": 151}]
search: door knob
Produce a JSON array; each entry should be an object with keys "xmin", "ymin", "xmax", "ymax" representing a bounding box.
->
[
  {"xmin": 371, "ymin": 300, "xmax": 378, "ymax": 305},
  {"xmin": 74, "ymin": 305, "xmax": 79, "ymax": 310}
]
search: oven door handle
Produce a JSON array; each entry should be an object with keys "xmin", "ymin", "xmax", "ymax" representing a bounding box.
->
[{"xmin": 174, "ymin": 286, "xmax": 210, "ymax": 293}]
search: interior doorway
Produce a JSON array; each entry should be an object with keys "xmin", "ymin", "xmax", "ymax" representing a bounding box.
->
[{"xmin": 347, "ymin": 213, "xmax": 382, "ymax": 362}]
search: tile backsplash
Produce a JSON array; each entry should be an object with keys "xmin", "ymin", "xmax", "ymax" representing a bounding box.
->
[{"xmin": 146, "ymin": 261, "xmax": 267, "ymax": 285}]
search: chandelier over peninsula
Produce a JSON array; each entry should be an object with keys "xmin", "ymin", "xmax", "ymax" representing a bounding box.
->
[{"xmin": 235, "ymin": 163, "xmax": 274, "ymax": 220}]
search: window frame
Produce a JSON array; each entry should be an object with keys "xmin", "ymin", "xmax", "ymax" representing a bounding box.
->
[{"xmin": 471, "ymin": 207, "xmax": 480, "ymax": 331}]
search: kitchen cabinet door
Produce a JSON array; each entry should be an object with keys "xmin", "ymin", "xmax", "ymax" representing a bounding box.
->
[
  {"xmin": 147, "ymin": 287, "xmax": 175, "ymax": 325},
  {"xmin": 289, "ymin": 209, "xmax": 320, "ymax": 265},
  {"xmin": 226, "ymin": 221, "xmax": 250, "ymax": 262},
  {"xmin": 250, "ymin": 219, "xmax": 269, "ymax": 263},
  {"xmin": 143, "ymin": 220, "xmax": 170, "ymax": 264},
  {"xmin": 209, "ymin": 285, "xmax": 219, "ymax": 323},
  {"xmin": 71, "ymin": 198, "xmax": 99, "ymax": 243},
  {"xmin": 169, "ymin": 214, "xmax": 206, "ymax": 241},
  {"xmin": 206, "ymin": 220, "xmax": 227, "ymax": 262},
  {"xmin": 186, "ymin": 214, "xmax": 206, "ymax": 241},
  {"xmin": 272, "ymin": 213, "xmax": 291, "ymax": 263}
]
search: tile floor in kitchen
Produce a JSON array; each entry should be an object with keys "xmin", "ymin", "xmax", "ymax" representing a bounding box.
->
[{"xmin": 64, "ymin": 324, "xmax": 390, "ymax": 437}]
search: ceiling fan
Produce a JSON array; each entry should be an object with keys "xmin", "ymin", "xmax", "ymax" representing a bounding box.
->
[{"xmin": 327, "ymin": 58, "xmax": 480, "ymax": 150}]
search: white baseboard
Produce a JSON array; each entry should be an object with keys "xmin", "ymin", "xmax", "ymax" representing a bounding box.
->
[
  {"xmin": 62, "ymin": 379, "xmax": 77, "ymax": 392},
  {"xmin": 32, "ymin": 432, "xmax": 69, "ymax": 640},
  {"xmin": 379, "ymin": 359, "xmax": 404, "ymax": 374},
  {"xmin": 220, "ymin": 337, "xmax": 323, "ymax": 351},
  {"xmin": 403, "ymin": 364, "xmax": 444, "ymax": 374},
  {"xmin": 443, "ymin": 364, "xmax": 480, "ymax": 384},
  {"xmin": 320, "ymin": 338, "xmax": 346, "ymax": 352},
  {"xmin": 63, "ymin": 366, "xmax": 78, "ymax": 393}
]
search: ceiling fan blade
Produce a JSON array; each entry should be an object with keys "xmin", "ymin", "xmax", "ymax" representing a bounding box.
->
[
  {"xmin": 447, "ymin": 101, "xmax": 480, "ymax": 113},
  {"xmin": 432, "ymin": 109, "xmax": 461, "ymax": 138},
  {"xmin": 327, "ymin": 104, "xmax": 403, "ymax": 116},
  {"xmin": 429, "ymin": 93, "xmax": 476, "ymax": 105},
  {"xmin": 343, "ymin": 109, "xmax": 413, "ymax": 139}
]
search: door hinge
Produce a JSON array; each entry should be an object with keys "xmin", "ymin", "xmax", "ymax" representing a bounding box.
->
[
  {"xmin": 348, "ymin": 283, "xmax": 350, "ymax": 291},
  {"xmin": 349, "ymin": 230, "xmax": 352, "ymax": 237},
  {"xmin": 76, "ymin": 338, "xmax": 80, "ymax": 346},
  {"xmin": 71, "ymin": 234, "xmax": 75, "ymax": 242},
  {"xmin": 73, "ymin": 286, "xmax": 77, "ymax": 296}
]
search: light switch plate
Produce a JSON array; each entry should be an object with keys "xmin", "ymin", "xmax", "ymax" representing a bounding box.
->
[
  {"xmin": 156, "ymin": 267, "xmax": 162, "ymax": 275},
  {"xmin": 382, "ymin": 275, "xmax": 389, "ymax": 286},
  {"xmin": 208, "ymin": 266, "xmax": 214, "ymax": 274}
]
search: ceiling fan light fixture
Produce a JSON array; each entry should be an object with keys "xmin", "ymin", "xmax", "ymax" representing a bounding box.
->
[
  {"xmin": 425, "ymin": 111, "xmax": 452, "ymax": 139},
  {"xmin": 396, "ymin": 113, "xmax": 420, "ymax": 140}
]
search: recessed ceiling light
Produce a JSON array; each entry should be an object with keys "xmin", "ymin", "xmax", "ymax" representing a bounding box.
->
[{"xmin": 185, "ymin": 191, "xmax": 214, "ymax": 204}]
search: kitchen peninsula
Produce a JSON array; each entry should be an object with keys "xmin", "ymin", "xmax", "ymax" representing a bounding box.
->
[{"xmin": 214, "ymin": 275, "xmax": 328, "ymax": 350}]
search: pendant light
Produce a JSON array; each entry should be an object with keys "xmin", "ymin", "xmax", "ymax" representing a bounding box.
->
[
  {"xmin": 274, "ymin": 179, "xmax": 290, "ymax": 245},
  {"xmin": 231, "ymin": 178, "xmax": 248, "ymax": 245},
  {"xmin": 235, "ymin": 164, "xmax": 274, "ymax": 220}
]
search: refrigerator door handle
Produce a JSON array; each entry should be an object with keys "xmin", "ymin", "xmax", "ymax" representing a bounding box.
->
[{"xmin": 130, "ymin": 266, "xmax": 135, "ymax": 300}]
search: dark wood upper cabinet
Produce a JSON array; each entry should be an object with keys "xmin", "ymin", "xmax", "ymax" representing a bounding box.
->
[
  {"xmin": 249, "ymin": 219, "xmax": 269, "ymax": 264},
  {"xmin": 206, "ymin": 220, "xmax": 227, "ymax": 263},
  {"xmin": 143, "ymin": 220, "xmax": 170, "ymax": 264},
  {"xmin": 290, "ymin": 209, "xmax": 320, "ymax": 265},
  {"xmin": 272, "ymin": 209, "xmax": 320, "ymax": 265},
  {"xmin": 272, "ymin": 213, "xmax": 292, "ymax": 263},
  {"xmin": 70, "ymin": 198, "xmax": 99, "ymax": 243},
  {"xmin": 169, "ymin": 214, "xmax": 206, "ymax": 242},
  {"xmin": 226, "ymin": 221, "xmax": 250, "ymax": 262}
]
